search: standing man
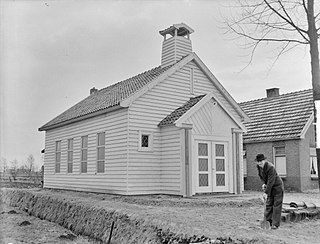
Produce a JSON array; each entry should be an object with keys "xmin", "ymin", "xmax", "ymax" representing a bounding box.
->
[{"xmin": 255, "ymin": 154, "xmax": 284, "ymax": 229}]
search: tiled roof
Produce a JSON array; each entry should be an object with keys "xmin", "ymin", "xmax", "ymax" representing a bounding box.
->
[
  {"xmin": 39, "ymin": 65, "xmax": 172, "ymax": 130},
  {"xmin": 158, "ymin": 95, "xmax": 205, "ymax": 127},
  {"xmin": 239, "ymin": 89, "xmax": 313, "ymax": 143}
]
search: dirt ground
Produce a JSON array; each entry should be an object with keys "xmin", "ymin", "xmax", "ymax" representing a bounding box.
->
[
  {"xmin": 1, "ymin": 184, "xmax": 320, "ymax": 244},
  {"xmin": 0, "ymin": 202, "xmax": 100, "ymax": 244}
]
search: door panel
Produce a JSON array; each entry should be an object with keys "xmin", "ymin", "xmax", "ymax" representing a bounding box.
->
[
  {"xmin": 195, "ymin": 140, "xmax": 229, "ymax": 193},
  {"xmin": 213, "ymin": 143, "xmax": 228, "ymax": 192},
  {"xmin": 196, "ymin": 141, "xmax": 212, "ymax": 192}
]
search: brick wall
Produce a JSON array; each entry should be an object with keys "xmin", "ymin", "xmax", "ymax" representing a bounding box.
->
[
  {"xmin": 299, "ymin": 123, "xmax": 318, "ymax": 191},
  {"xmin": 244, "ymin": 140, "xmax": 302, "ymax": 192},
  {"xmin": 284, "ymin": 139, "xmax": 301, "ymax": 191},
  {"xmin": 244, "ymin": 122, "xmax": 318, "ymax": 192},
  {"xmin": 244, "ymin": 141, "xmax": 273, "ymax": 191}
]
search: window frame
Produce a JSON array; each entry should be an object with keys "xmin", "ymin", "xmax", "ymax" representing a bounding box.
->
[
  {"xmin": 273, "ymin": 146, "xmax": 287, "ymax": 177},
  {"xmin": 55, "ymin": 141, "xmax": 61, "ymax": 173},
  {"xmin": 138, "ymin": 131, "xmax": 153, "ymax": 152},
  {"xmin": 81, "ymin": 135, "xmax": 88, "ymax": 173},
  {"xmin": 96, "ymin": 132, "xmax": 105, "ymax": 173},
  {"xmin": 310, "ymin": 148, "xmax": 318, "ymax": 179},
  {"xmin": 242, "ymin": 147, "xmax": 247, "ymax": 177},
  {"xmin": 67, "ymin": 138, "xmax": 73, "ymax": 173}
]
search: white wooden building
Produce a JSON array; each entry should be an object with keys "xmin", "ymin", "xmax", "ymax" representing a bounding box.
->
[{"xmin": 39, "ymin": 23, "xmax": 249, "ymax": 196}]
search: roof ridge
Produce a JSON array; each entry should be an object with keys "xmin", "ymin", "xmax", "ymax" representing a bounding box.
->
[
  {"xmin": 98, "ymin": 65, "xmax": 165, "ymax": 93},
  {"xmin": 239, "ymin": 88, "xmax": 313, "ymax": 105},
  {"xmin": 39, "ymin": 64, "xmax": 173, "ymax": 131},
  {"xmin": 240, "ymin": 88, "xmax": 313, "ymax": 143},
  {"xmin": 158, "ymin": 94, "xmax": 206, "ymax": 127}
]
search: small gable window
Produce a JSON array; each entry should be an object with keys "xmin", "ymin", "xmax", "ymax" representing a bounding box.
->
[
  {"xmin": 141, "ymin": 135, "xmax": 149, "ymax": 148},
  {"xmin": 139, "ymin": 131, "xmax": 153, "ymax": 151}
]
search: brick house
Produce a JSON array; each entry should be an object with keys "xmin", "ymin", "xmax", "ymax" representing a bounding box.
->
[{"xmin": 240, "ymin": 88, "xmax": 318, "ymax": 192}]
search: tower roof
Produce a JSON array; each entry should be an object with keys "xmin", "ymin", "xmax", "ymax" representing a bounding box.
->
[{"xmin": 159, "ymin": 23, "xmax": 194, "ymax": 37}]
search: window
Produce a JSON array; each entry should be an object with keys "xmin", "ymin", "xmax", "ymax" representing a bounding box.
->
[
  {"xmin": 243, "ymin": 145, "xmax": 247, "ymax": 177},
  {"xmin": 97, "ymin": 132, "xmax": 105, "ymax": 173},
  {"xmin": 67, "ymin": 139, "xmax": 73, "ymax": 173},
  {"xmin": 81, "ymin": 136, "xmax": 88, "ymax": 173},
  {"xmin": 310, "ymin": 148, "xmax": 318, "ymax": 178},
  {"xmin": 141, "ymin": 135, "xmax": 149, "ymax": 147},
  {"xmin": 138, "ymin": 131, "xmax": 153, "ymax": 151},
  {"xmin": 55, "ymin": 141, "xmax": 61, "ymax": 173},
  {"xmin": 274, "ymin": 146, "xmax": 286, "ymax": 177}
]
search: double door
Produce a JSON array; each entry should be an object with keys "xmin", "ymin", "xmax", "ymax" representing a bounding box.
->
[{"xmin": 196, "ymin": 140, "xmax": 228, "ymax": 193}]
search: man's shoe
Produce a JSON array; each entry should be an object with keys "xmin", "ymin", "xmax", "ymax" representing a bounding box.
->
[{"xmin": 271, "ymin": 226, "xmax": 279, "ymax": 230}]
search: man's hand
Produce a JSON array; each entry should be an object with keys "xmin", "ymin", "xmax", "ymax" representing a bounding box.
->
[
  {"xmin": 262, "ymin": 184, "xmax": 267, "ymax": 191},
  {"xmin": 262, "ymin": 193, "xmax": 268, "ymax": 201}
]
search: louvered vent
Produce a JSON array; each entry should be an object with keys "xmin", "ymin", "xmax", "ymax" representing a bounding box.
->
[{"xmin": 159, "ymin": 23, "xmax": 194, "ymax": 68}]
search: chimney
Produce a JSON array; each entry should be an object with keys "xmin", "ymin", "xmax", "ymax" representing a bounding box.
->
[
  {"xmin": 159, "ymin": 23, "xmax": 194, "ymax": 68},
  {"xmin": 90, "ymin": 87, "xmax": 98, "ymax": 95},
  {"xmin": 266, "ymin": 88, "xmax": 280, "ymax": 98}
]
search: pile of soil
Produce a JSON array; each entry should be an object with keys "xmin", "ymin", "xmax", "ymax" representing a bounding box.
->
[{"xmin": 1, "ymin": 187, "xmax": 320, "ymax": 244}]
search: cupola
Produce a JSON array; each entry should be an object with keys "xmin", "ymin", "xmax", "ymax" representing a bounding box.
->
[{"xmin": 159, "ymin": 23, "xmax": 194, "ymax": 68}]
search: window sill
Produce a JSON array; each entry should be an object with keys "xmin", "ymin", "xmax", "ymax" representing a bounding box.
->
[
  {"xmin": 138, "ymin": 147, "xmax": 153, "ymax": 152},
  {"xmin": 311, "ymin": 176, "xmax": 318, "ymax": 180}
]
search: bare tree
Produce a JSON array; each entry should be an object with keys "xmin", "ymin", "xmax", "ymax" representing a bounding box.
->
[
  {"xmin": 25, "ymin": 154, "xmax": 35, "ymax": 179},
  {"xmin": 224, "ymin": 0, "xmax": 320, "ymax": 99},
  {"xmin": 1, "ymin": 157, "xmax": 8, "ymax": 173},
  {"xmin": 223, "ymin": 0, "xmax": 320, "ymax": 189},
  {"xmin": 10, "ymin": 159, "xmax": 19, "ymax": 181}
]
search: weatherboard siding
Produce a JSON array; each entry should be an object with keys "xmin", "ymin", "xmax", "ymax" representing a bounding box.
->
[
  {"xmin": 43, "ymin": 108, "xmax": 129, "ymax": 194},
  {"xmin": 160, "ymin": 126, "xmax": 183, "ymax": 195},
  {"xmin": 161, "ymin": 36, "xmax": 192, "ymax": 67},
  {"xmin": 127, "ymin": 60, "xmax": 241, "ymax": 195},
  {"xmin": 126, "ymin": 61, "xmax": 196, "ymax": 194},
  {"xmin": 190, "ymin": 62, "xmax": 242, "ymax": 123},
  {"xmin": 185, "ymin": 99, "xmax": 239, "ymax": 137},
  {"xmin": 186, "ymin": 99, "xmax": 240, "ymax": 194}
]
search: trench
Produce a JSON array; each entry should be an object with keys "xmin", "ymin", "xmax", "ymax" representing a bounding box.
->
[
  {"xmin": 2, "ymin": 188, "xmax": 320, "ymax": 244},
  {"xmin": 1, "ymin": 188, "xmax": 214, "ymax": 244}
]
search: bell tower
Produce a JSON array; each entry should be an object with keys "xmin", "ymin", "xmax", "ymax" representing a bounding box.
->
[{"xmin": 159, "ymin": 23, "xmax": 194, "ymax": 68}]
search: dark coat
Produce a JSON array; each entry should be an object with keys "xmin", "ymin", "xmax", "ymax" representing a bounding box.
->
[{"xmin": 257, "ymin": 161, "xmax": 284, "ymax": 196}]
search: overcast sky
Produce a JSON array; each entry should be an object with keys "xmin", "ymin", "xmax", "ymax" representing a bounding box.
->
[{"xmin": 0, "ymin": 0, "xmax": 316, "ymax": 168}]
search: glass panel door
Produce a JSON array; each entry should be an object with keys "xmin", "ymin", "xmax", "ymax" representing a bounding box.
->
[
  {"xmin": 213, "ymin": 142, "xmax": 228, "ymax": 192},
  {"xmin": 196, "ymin": 141, "xmax": 212, "ymax": 192}
]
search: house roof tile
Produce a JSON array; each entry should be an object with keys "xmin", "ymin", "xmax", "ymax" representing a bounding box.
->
[
  {"xmin": 158, "ymin": 95, "xmax": 205, "ymax": 127},
  {"xmin": 239, "ymin": 89, "xmax": 313, "ymax": 143},
  {"xmin": 39, "ymin": 65, "xmax": 172, "ymax": 130}
]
